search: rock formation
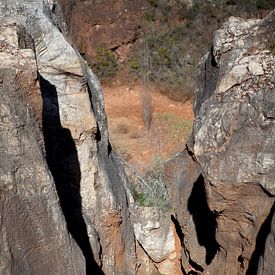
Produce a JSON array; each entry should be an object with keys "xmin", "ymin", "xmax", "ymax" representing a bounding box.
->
[
  {"xmin": 0, "ymin": 0, "xmax": 274, "ymax": 274},
  {"xmin": 0, "ymin": 23, "xmax": 86, "ymax": 274},
  {"xmin": 168, "ymin": 11, "xmax": 275, "ymax": 274},
  {"xmin": 0, "ymin": 1, "xmax": 135, "ymax": 274}
]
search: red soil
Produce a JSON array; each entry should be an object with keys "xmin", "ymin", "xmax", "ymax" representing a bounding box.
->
[{"xmin": 103, "ymin": 83, "xmax": 194, "ymax": 171}]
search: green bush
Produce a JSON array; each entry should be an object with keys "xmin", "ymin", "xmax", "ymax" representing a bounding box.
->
[
  {"xmin": 128, "ymin": 56, "xmax": 140, "ymax": 72},
  {"xmin": 256, "ymin": 0, "xmax": 275, "ymax": 9},
  {"xmin": 91, "ymin": 45, "xmax": 118, "ymax": 80},
  {"xmin": 133, "ymin": 24, "xmax": 198, "ymax": 101},
  {"xmin": 148, "ymin": 0, "xmax": 159, "ymax": 8},
  {"xmin": 130, "ymin": 157, "xmax": 171, "ymax": 211}
]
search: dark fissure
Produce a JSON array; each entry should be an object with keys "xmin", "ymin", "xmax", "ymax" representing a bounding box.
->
[
  {"xmin": 188, "ymin": 175, "xmax": 219, "ymax": 265},
  {"xmin": 39, "ymin": 75, "xmax": 103, "ymax": 275},
  {"xmin": 246, "ymin": 202, "xmax": 275, "ymax": 275}
]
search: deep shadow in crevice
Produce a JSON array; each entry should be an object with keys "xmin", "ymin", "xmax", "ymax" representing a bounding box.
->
[
  {"xmin": 187, "ymin": 175, "xmax": 219, "ymax": 265},
  {"xmin": 246, "ymin": 203, "xmax": 275, "ymax": 275},
  {"xmin": 210, "ymin": 46, "xmax": 218, "ymax": 67},
  {"xmin": 188, "ymin": 258, "xmax": 204, "ymax": 273},
  {"xmin": 171, "ymin": 215, "xmax": 184, "ymax": 246},
  {"xmin": 40, "ymin": 75, "xmax": 103, "ymax": 275}
]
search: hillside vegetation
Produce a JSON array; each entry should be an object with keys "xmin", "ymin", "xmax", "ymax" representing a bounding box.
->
[{"xmin": 93, "ymin": 0, "xmax": 274, "ymax": 101}]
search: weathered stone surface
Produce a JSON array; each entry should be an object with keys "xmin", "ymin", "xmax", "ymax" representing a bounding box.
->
[
  {"xmin": 256, "ymin": 206, "xmax": 275, "ymax": 275},
  {"xmin": 0, "ymin": 26, "xmax": 85, "ymax": 274},
  {"xmin": 0, "ymin": 1, "xmax": 136, "ymax": 274},
  {"xmin": 118, "ymin": 155, "xmax": 183, "ymax": 274},
  {"xmin": 170, "ymin": 11, "xmax": 275, "ymax": 274},
  {"xmin": 132, "ymin": 207, "xmax": 182, "ymax": 274},
  {"xmin": 135, "ymin": 241, "xmax": 159, "ymax": 275},
  {"xmin": 1, "ymin": 1, "xmax": 274, "ymax": 274},
  {"xmin": 165, "ymin": 150, "xmax": 219, "ymax": 273}
]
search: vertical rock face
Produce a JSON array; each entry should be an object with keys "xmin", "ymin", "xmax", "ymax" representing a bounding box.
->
[
  {"xmin": 0, "ymin": 1, "xmax": 135, "ymax": 274},
  {"xmin": 169, "ymin": 11, "xmax": 275, "ymax": 274},
  {"xmin": 0, "ymin": 24, "xmax": 85, "ymax": 275}
]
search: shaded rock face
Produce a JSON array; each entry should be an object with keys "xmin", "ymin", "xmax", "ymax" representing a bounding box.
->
[
  {"xmin": 0, "ymin": 24, "xmax": 85, "ymax": 275},
  {"xmin": 168, "ymin": 11, "xmax": 275, "ymax": 274}
]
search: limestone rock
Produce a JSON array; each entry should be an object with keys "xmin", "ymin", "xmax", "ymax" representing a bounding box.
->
[
  {"xmin": 132, "ymin": 207, "xmax": 182, "ymax": 274},
  {"xmin": 1, "ymin": 1, "xmax": 274, "ymax": 274},
  {"xmin": 0, "ymin": 0, "xmax": 135, "ymax": 274},
  {"xmin": 256, "ymin": 207, "xmax": 275, "ymax": 275},
  {"xmin": 170, "ymin": 11, "xmax": 275, "ymax": 274},
  {"xmin": 0, "ymin": 25, "xmax": 85, "ymax": 274}
]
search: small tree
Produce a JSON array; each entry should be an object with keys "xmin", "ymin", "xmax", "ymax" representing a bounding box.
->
[{"xmin": 140, "ymin": 40, "xmax": 152, "ymax": 130}]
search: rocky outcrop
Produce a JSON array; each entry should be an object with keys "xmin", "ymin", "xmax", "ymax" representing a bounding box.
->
[
  {"xmin": 169, "ymin": 11, "xmax": 275, "ymax": 274},
  {"xmin": 0, "ymin": 23, "xmax": 85, "ymax": 274},
  {"xmin": 0, "ymin": 1, "xmax": 185, "ymax": 274},
  {"xmin": 132, "ymin": 207, "xmax": 182, "ymax": 274},
  {"xmin": 0, "ymin": 1, "xmax": 136, "ymax": 274}
]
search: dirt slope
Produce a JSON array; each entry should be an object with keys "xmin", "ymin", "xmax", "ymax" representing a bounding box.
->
[{"xmin": 103, "ymin": 82, "xmax": 194, "ymax": 171}]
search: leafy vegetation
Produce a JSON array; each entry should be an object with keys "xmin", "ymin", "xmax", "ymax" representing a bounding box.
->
[
  {"xmin": 130, "ymin": 157, "xmax": 171, "ymax": 211},
  {"xmin": 129, "ymin": 0, "xmax": 275, "ymax": 101},
  {"xmin": 91, "ymin": 45, "xmax": 118, "ymax": 81}
]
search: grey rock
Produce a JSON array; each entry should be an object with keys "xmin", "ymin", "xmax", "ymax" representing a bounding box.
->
[
  {"xmin": 0, "ymin": 0, "xmax": 136, "ymax": 274},
  {"xmin": 132, "ymin": 206, "xmax": 182, "ymax": 274},
  {"xmin": 170, "ymin": 11, "xmax": 275, "ymax": 274},
  {"xmin": 0, "ymin": 65, "xmax": 85, "ymax": 275}
]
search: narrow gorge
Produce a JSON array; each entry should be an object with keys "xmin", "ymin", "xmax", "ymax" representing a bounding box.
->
[{"xmin": 0, "ymin": 1, "xmax": 274, "ymax": 274}]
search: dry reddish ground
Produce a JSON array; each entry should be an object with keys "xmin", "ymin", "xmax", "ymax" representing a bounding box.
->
[{"xmin": 103, "ymin": 83, "xmax": 194, "ymax": 172}]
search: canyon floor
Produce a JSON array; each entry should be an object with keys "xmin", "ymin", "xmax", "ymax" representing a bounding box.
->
[{"xmin": 103, "ymin": 82, "xmax": 194, "ymax": 172}]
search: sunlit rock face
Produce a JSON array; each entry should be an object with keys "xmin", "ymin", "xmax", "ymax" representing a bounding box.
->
[
  {"xmin": 0, "ymin": 1, "xmax": 136, "ymax": 274},
  {"xmin": 168, "ymin": 11, "xmax": 275, "ymax": 275},
  {"xmin": 0, "ymin": 22, "xmax": 86, "ymax": 275}
]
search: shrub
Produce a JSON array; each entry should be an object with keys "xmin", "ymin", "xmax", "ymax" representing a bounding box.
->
[
  {"xmin": 130, "ymin": 157, "xmax": 171, "ymax": 211},
  {"xmin": 91, "ymin": 45, "xmax": 118, "ymax": 80},
  {"xmin": 148, "ymin": 0, "xmax": 159, "ymax": 8},
  {"xmin": 134, "ymin": 24, "xmax": 198, "ymax": 101},
  {"xmin": 256, "ymin": 0, "xmax": 275, "ymax": 10}
]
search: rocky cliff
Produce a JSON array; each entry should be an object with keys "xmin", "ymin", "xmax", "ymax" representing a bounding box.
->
[
  {"xmin": 0, "ymin": 1, "xmax": 135, "ymax": 274},
  {"xmin": 0, "ymin": 1, "xmax": 274, "ymax": 274},
  {"xmin": 167, "ymin": 10, "xmax": 275, "ymax": 274}
]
